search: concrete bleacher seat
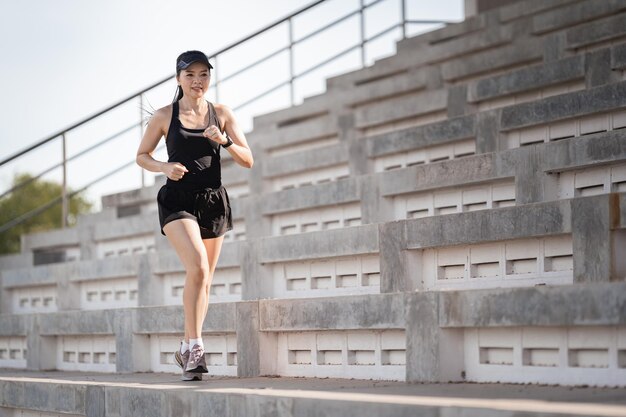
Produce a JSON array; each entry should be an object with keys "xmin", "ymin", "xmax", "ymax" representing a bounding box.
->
[{"xmin": 1, "ymin": 0, "xmax": 626, "ymax": 415}]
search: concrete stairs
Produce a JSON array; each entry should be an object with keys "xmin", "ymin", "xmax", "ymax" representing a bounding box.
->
[
  {"xmin": 1, "ymin": 0, "xmax": 626, "ymax": 415},
  {"xmin": 2, "ymin": 371, "xmax": 626, "ymax": 417}
]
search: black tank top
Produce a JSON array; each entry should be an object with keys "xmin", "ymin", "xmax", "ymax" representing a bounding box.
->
[{"xmin": 165, "ymin": 100, "xmax": 223, "ymax": 190}]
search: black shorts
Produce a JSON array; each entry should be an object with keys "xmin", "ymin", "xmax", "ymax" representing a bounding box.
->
[{"xmin": 157, "ymin": 183, "xmax": 233, "ymax": 239}]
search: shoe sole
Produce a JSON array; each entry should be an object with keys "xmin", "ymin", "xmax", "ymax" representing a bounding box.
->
[
  {"xmin": 185, "ymin": 364, "xmax": 208, "ymax": 373},
  {"xmin": 181, "ymin": 373, "xmax": 202, "ymax": 381}
]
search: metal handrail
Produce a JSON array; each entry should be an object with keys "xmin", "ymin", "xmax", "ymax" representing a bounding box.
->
[
  {"xmin": 0, "ymin": 122, "xmax": 140, "ymax": 200},
  {"xmin": 0, "ymin": 143, "xmax": 165, "ymax": 234},
  {"xmin": 231, "ymin": 27, "xmax": 404, "ymax": 110},
  {"xmin": 0, "ymin": 0, "xmax": 454, "ymax": 234}
]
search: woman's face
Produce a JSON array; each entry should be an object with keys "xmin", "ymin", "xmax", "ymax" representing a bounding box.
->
[{"xmin": 177, "ymin": 61, "xmax": 210, "ymax": 98}]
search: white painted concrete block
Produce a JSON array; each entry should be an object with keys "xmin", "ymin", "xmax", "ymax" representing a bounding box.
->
[
  {"xmin": 465, "ymin": 326, "xmax": 626, "ymax": 386},
  {"xmin": 575, "ymin": 168, "xmax": 610, "ymax": 193},
  {"xmin": 519, "ymin": 125, "xmax": 546, "ymax": 146},
  {"xmin": 427, "ymin": 143, "xmax": 452, "ymax": 162},
  {"xmin": 423, "ymin": 236, "xmax": 573, "ymax": 290},
  {"xmin": 287, "ymin": 332, "xmax": 316, "ymax": 350},
  {"xmin": 454, "ymin": 139, "xmax": 475, "ymax": 157},
  {"xmin": 80, "ymin": 277, "xmax": 138, "ymax": 310},
  {"xmin": 347, "ymin": 332, "xmax": 377, "ymax": 350},
  {"xmin": 97, "ymin": 234, "xmax": 155, "ymax": 259},
  {"xmin": 394, "ymin": 181, "xmax": 516, "ymax": 220},
  {"xmin": 374, "ymin": 139, "xmax": 475, "ymax": 172},
  {"xmin": 277, "ymin": 330, "xmax": 405, "ymax": 381},
  {"xmin": 272, "ymin": 164, "xmax": 350, "ymax": 191},
  {"xmin": 272, "ymin": 203, "xmax": 361, "ymax": 236},
  {"xmin": 11, "ymin": 285, "xmax": 57, "ymax": 314},
  {"xmin": 503, "ymin": 109, "xmax": 625, "ymax": 150},
  {"xmin": 57, "ymin": 336, "xmax": 116, "ymax": 372},
  {"xmin": 580, "ymin": 113, "xmax": 609, "ymax": 136},
  {"xmin": 613, "ymin": 108, "xmax": 626, "ymax": 129},
  {"xmin": 558, "ymin": 163, "xmax": 626, "ymax": 199},
  {"xmin": 317, "ymin": 333, "xmax": 344, "ymax": 350},
  {"xmin": 548, "ymin": 119, "xmax": 576, "ymax": 141},
  {"xmin": 0, "ymin": 337, "xmax": 27, "ymax": 369},
  {"xmin": 275, "ymin": 254, "xmax": 380, "ymax": 298}
]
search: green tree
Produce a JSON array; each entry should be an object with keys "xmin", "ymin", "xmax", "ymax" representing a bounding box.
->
[{"xmin": 0, "ymin": 172, "xmax": 93, "ymax": 254}]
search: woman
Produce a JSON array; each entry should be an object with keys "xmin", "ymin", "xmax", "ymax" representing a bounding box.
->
[{"xmin": 136, "ymin": 50, "xmax": 253, "ymax": 381}]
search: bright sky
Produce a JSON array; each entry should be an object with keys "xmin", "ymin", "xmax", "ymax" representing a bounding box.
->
[{"xmin": 0, "ymin": 0, "xmax": 463, "ymax": 212}]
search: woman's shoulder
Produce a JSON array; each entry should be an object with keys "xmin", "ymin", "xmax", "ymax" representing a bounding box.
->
[
  {"xmin": 211, "ymin": 102, "xmax": 231, "ymax": 113},
  {"xmin": 156, "ymin": 102, "xmax": 174, "ymax": 117},
  {"xmin": 211, "ymin": 102, "xmax": 233, "ymax": 121},
  {"xmin": 149, "ymin": 103, "xmax": 174, "ymax": 124}
]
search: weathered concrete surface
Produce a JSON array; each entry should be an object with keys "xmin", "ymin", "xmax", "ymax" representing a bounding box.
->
[
  {"xmin": 500, "ymin": 81, "xmax": 626, "ymax": 131},
  {"xmin": 404, "ymin": 200, "xmax": 571, "ymax": 249},
  {"xmin": 468, "ymin": 55, "xmax": 585, "ymax": 102},
  {"xmin": 1, "ymin": 371, "xmax": 626, "ymax": 417},
  {"xmin": 259, "ymin": 292, "xmax": 405, "ymax": 332},
  {"xmin": 258, "ymin": 224, "xmax": 379, "ymax": 263},
  {"xmin": 437, "ymin": 282, "xmax": 626, "ymax": 328}
]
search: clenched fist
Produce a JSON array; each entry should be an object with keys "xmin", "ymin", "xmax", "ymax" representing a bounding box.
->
[
  {"xmin": 161, "ymin": 162, "xmax": 188, "ymax": 181},
  {"xmin": 203, "ymin": 125, "xmax": 227, "ymax": 145}
]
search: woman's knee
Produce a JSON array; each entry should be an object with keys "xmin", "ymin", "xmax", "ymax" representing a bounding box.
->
[{"xmin": 186, "ymin": 260, "xmax": 211, "ymax": 287}]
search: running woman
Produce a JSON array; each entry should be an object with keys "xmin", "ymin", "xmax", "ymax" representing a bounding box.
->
[{"xmin": 136, "ymin": 50, "xmax": 253, "ymax": 381}]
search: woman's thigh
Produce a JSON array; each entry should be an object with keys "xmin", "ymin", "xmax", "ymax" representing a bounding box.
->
[
  {"xmin": 163, "ymin": 218, "xmax": 209, "ymax": 272},
  {"xmin": 202, "ymin": 235, "xmax": 225, "ymax": 276}
]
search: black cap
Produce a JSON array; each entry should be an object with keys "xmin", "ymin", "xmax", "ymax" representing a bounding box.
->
[{"xmin": 176, "ymin": 50, "xmax": 213, "ymax": 73}]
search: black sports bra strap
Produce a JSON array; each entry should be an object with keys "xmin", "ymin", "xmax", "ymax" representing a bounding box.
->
[
  {"xmin": 172, "ymin": 100, "xmax": 179, "ymax": 125},
  {"xmin": 209, "ymin": 101, "xmax": 222, "ymax": 133}
]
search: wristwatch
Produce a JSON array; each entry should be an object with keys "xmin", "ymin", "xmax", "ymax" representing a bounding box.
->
[{"xmin": 223, "ymin": 135, "xmax": 234, "ymax": 148}]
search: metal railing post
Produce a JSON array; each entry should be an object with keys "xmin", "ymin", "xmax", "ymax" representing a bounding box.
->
[
  {"xmin": 400, "ymin": 0, "xmax": 407, "ymax": 40},
  {"xmin": 213, "ymin": 55, "xmax": 219, "ymax": 103},
  {"xmin": 360, "ymin": 0, "xmax": 366, "ymax": 67},
  {"xmin": 288, "ymin": 17, "xmax": 295, "ymax": 106},
  {"xmin": 61, "ymin": 133, "xmax": 68, "ymax": 228},
  {"xmin": 139, "ymin": 94, "xmax": 145, "ymax": 188}
]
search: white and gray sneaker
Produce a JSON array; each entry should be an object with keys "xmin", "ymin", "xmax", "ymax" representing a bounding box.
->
[
  {"xmin": 174, "ymin": 344, "xmax": 202, "ymax": 381},
  {"xmin": 185, "ymin": 344, "xmax": 208, "ymax": 373}
]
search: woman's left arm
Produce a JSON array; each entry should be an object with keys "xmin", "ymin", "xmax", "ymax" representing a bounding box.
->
[{"xmin": 205, "ymin": 104, "xmax": 254, "ymax": 168}]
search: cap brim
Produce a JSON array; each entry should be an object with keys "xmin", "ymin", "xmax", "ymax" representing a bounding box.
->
[{"xmin": 177, "ymin": 59, "xmax": 213, "ymax": 71}]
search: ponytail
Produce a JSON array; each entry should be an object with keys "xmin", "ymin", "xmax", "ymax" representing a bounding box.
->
[{"xmin": 171, "ymin": 85, "xmax": 183, "ymax": 103}]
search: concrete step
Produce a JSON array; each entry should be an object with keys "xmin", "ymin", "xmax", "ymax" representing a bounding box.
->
[{"xmin": 1, "ymin": 370, "xmax": 625, "ymax": 417}]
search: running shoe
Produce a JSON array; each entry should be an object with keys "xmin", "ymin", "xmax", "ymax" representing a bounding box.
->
[
  {"xmin": 174, "ymin": 344, "xmax": 202, "ymax": 381},
  {"xmin": 185, "ymin": 344, "xmax": 208, "ymax": 373}
]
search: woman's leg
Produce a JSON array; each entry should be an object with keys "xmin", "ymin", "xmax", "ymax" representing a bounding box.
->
[
  {"xmin": 201, "ymin": 234, "xmax": 225, "ymax": 322},
  {"xmin": 163, "ymin": 218, "xmax": 211, "ymax": 340}
]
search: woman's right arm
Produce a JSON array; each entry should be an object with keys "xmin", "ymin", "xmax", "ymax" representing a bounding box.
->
[
  {"xmin": 136, "ymin": 108, "xmax": 188, "ymax": 180},
  {"xmin": 136, "ymin": 108, "xmax": 167, "ymax": 173}
]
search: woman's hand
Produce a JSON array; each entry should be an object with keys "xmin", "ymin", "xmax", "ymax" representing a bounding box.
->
[
  {"xmin": 203, "ymin": 125, "xmax": 227, "ymax": 145},
  {"xmin": 161, "ymin": 162, "xmax": 188, "ymax": 181}
]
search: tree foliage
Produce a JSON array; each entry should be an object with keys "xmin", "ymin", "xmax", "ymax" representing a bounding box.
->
[{"xmin": 0, "ymin": 173, "xmax": 93, "ymax": 255}]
